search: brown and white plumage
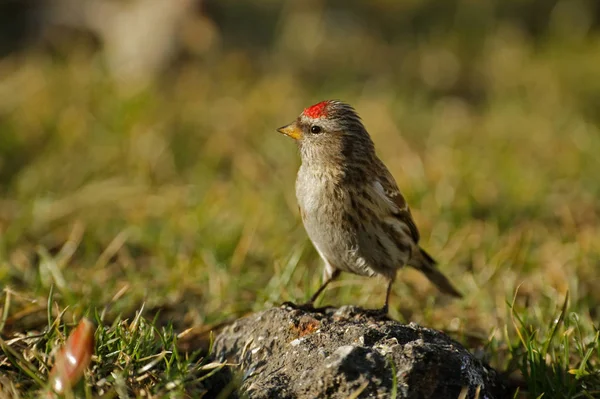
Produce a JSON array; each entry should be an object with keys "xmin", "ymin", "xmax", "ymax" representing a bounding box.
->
[{"xmin": 278, "ymin": 100, "xmax": 461, "ymax": 313}]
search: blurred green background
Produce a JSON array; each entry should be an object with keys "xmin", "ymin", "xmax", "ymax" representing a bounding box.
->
[{"xmin": 1, "ymin": 0, "xmax": 599, "ymax": 395}]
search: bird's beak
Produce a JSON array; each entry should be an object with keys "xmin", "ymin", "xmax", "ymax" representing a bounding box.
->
[{"xmin": 277, "ymin": 122, "xmax": 302, "ymax": 140}]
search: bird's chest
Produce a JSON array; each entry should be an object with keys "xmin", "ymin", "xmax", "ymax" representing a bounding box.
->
[
  {"xmin": 295, "ymin": 167, "xmax": 346, "ymax": 220},
  {"xmin": 295, "ymin": 166, "xmax": 376, "ymax": 276}
]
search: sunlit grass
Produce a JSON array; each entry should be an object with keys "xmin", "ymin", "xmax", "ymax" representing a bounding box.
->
[
  {"xmin": 1, "ymin": 3, "xmax": 600, "ymax": 396},
  {"xmin": 0, "ymin": 293, "xmax": 231, "ymax": 397}
]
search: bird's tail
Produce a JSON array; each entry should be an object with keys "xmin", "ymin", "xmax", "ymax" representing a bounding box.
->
[{"xmin": 411, "ymin": 247, "xmax": 462, "ymax": 298}]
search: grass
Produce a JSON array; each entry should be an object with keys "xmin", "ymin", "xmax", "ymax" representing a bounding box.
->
[
  {"xmin": 1, "ymin": 1, "xmax": 600, "ymax": 397},
  {"xmin": 0, "ymin": 295, "xmax": 232, "ymax": 397}
]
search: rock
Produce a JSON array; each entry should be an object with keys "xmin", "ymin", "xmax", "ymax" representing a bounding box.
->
[{"xmin": 213, "ymin": 305, "xmax": 507, "ymax": 399}]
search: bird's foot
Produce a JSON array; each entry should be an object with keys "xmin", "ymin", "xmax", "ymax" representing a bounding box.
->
[
  {"xmin": 280, "ymin": 301, "xmax": 314, "ymax": 311},
  {"xmin": 280, "ymin": 301, "xmax": 333, "ymax": 313},
  {"xmin": 356, "ymin": 306, "xmax": 390, "ymax": 320}
]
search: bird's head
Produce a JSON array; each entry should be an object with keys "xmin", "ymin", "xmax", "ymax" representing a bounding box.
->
[{"xmin": 277, "ymin": 100, "xmax": 375, "ymax": 165}]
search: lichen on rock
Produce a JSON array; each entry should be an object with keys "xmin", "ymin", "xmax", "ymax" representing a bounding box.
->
[{"xmin": 213, "ymin": 305, "xmax": 507, "ymax": 399}]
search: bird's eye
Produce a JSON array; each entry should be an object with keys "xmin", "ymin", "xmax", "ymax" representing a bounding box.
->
[{"xmin": 310, "ymin": 125, "xmax": 322, "ymax": 134}]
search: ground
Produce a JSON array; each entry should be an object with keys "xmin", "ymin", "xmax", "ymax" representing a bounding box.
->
[{"xmin": 0, "ymin": 1, "xmax": 599, "ymax": 397}]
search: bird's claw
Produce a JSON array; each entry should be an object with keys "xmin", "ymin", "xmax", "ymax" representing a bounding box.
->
[
  {"xmin": 280, "ymin": 301, "xmax": 335, "ymax": 313},
  {"xmin": 357, "ymin": 306, "xmax": 390, "ymax": 320}
]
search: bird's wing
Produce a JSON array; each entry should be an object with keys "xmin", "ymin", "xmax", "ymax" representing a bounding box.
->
[{"xmin": 371, "ymin": 165, "xmax": 421, "ymax": 244}]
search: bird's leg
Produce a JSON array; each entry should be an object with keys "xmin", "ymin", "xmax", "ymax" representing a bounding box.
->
[
  {"xmin": 309, "ymin": 269, "xmax": 341, "ymax": 304},
  {"xmin": 380, "ymin": 276, "xmax": 395, "ymax": 314},
  {"xmin": 281, "ymin": 269, "xmax": 341, "ymax": 311}
]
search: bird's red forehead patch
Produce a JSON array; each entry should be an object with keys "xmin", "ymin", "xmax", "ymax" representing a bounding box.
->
[{"xmin": 303, "ymin": 101, "xmax": 329, "ymax": 119}]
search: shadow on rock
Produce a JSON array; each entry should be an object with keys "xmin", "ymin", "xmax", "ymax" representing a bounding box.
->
[{"xmin": 212, "ymin": 305, "xmax": 507, "ymax": 399}]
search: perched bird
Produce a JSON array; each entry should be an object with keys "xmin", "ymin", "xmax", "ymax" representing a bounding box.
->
[{"xmin": 277, "ymin": 100, "xmax": 462, "ymax": 313}]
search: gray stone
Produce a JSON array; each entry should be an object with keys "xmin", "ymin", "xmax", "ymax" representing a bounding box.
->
[{"xmin": 213, "ymin": 305, "xmax": 507, "ymax": 399}]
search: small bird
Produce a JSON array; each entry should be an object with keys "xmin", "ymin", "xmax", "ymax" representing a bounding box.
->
[{"xmin": 278, "ymin": 100, "xmax": 461, "ymax": 313}]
